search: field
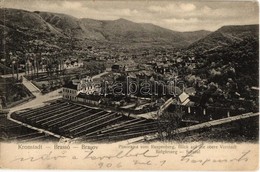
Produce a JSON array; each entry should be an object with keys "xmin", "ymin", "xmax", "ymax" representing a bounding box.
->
[
  {"xmin": 0, "ymin": 116, "xmax": 58, "ymax": 142},
  {"xmin": 11, "ymin": 100, "xmax": 159, "ymax": 142}
]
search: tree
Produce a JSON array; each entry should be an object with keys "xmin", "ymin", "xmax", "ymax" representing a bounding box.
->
[
  {"xmin": 49, "ymin": 80, "xmax": 54, "ymax": 90},
  {"xmin": 19, "ymin": 76, "xmax": 23, "ymax": 83},
  {"xmin": 42, "ymin": 83, "xmax": 47, "ymax": 92},
  {"xmin": 157, "ymin": 106, "xmax": 184, "ymax": 140},
  {"xmin": 63, "ymin": 75, "xmax": 72, "ymax": 85}
]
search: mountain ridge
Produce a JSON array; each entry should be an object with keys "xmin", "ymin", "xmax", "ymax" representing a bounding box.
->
[
  {"xmin": 189, "ymin": 24, "xmax": 259, "ymax": 50},
  {"xmin": 0, "ymin": 8, "xmax": 212, "ymax": 48},
  {"xmin": 0, "ymin": 8, "xmax": 258, "ymax": 55}
]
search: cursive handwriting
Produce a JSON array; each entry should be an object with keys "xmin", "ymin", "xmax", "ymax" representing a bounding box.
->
[
  {"xmin": 11, "ymin": 151, "xmax": 67, "ymax": 162},
  {"xmin": 181, "ymin": 142, "xmax": 204, "ymax": 161},
  {"xmin": 181, "ymin": 142, "xmax": 251, "ymax": 165},
  {"xmin": 10, "ymin": 148, "xmax": 158, "ymax": 163},
  {"xmin": 10, "ymin": 144, "xmax": 252, "ymax": 167},
  {"xmin": 83, "ymin": 147, "xmax": 159, "ymax": 160},
  {"xmin": 133, "ymin": 160, "xmax": 152, "ymax": 166}
]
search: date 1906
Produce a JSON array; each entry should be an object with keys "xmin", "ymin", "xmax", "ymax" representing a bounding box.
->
[{"xmin": 98, "ymin": 160, "xmax": 167, "ymax": 168}]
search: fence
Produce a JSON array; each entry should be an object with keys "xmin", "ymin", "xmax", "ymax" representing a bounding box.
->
[{"xmin": 171, "ymin": 104, "xmax": 250, "ymax": 123}]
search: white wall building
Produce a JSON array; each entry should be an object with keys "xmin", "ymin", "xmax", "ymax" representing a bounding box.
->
[
  {"xmin": 62, "ymin": 79, "xmax": 81, "ymax": 101},
  {"xmin": 62, "ymin": 76, "xmax": 99, "ymax": 101},
  {"xmin": 79, "ymin": 76, "xmax": 96, "ymax": 95}
]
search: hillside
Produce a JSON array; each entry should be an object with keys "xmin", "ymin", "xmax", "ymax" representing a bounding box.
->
[
  {"xmin": 36, "ymin": 11, "xmax": 211, "ymax": 46},
  {"xmin": 189, "ymin": 24, "xmax": 259, "ymax": 50},
  {"xmin": 36, "ymin": 11, "xmax": 212, "ymax": 46},
  {"xmin": 183, "ymin": 24, "xmax": 259, "ymax": 94},
  {"xmin": 0, "ymin": 8, "xmax": 211, "ymax": 53},
  {"xmin": 180, "ymin": 30, "xmax": 212, "ymax": 45}
]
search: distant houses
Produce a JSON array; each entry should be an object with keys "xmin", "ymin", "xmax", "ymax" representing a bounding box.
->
[
  {"xmin": 63, "ymin": 58, "xmax": 83, "ymax": 69},
  {"xmin": 111, "ymin": 64, "xmax": 125, "ymax": 72}
]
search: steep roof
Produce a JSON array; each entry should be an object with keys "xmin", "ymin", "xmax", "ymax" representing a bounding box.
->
[
  {"xmin": 179, "ymin": 92, "xmax": 189, "ymax": 103},
  {"xmin": 76, "ymin": 93, "xmax": 101, "ymax": 101},
  {"xmin": 63, "ymin": 81, "xmax": 78, "ymax": 90},
  {"xmin": 184, "ymin": 87, "xmax": 196, "ymax": 95}
]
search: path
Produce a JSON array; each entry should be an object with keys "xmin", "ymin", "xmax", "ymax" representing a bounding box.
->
[
  {"xmin": 5, "ymin": 71, "xmax": 110, "ymax": 140},
  {"xmin": 22, "ymin": 76, "xmax": 41, "ymax": 95},
  {"xmin": 5, "ymin": 70, "xmax": 107, "ymax": 112},
  {"xmin": 9, "ymin": 76, "xmax": 62, "ymax": 112},
  {"xmin": 92, "ymin": 71, "xmax": 109, "ymax": 79},
  {"xmin": 5, "ymin": 75, "xmax": 63, "ymax": 139}
]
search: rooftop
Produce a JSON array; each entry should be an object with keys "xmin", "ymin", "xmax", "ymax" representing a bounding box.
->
[
  {"xmin": 76, "ymin": 93, "xmax": 101, "ymax": 101},
  {"xmin": 63, "ymin": 81, "xmax": 78, "ymax": 90}
]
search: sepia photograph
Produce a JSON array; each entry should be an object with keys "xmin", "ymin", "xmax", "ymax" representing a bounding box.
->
[{"xmin": 0, "ymin": 0, "xmax": 259, "ymax": 170}]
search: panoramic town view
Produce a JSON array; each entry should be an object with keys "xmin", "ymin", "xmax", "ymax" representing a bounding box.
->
[{"xmin": 0, "ymin": 1, "xmax": 259, "ymax": 143}]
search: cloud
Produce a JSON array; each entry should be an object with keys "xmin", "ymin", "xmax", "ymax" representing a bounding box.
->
[
  {"xmin": 106, "ymin": 8, "xmax": 139, "ymax": 17},
  {"xmin": 148, "ymin": 3, "xmax": 196, "ymax": 13},
  {"xmin": 164, "ymin": 18, "xmax": 199, "ymax": 24},
  {"xmin": 179, "ymin": 3, "xmax": 196, "ymax": 11},
  {"xmin": 62, "ymin": 1, "xmax": 83, "ymax": 9}
]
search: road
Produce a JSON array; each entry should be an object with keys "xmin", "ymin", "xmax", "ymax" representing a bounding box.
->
[
  {"xmin": 6, "ymin": 78, "xmax": 63, "ymax": 139},
  {"xmin": 92, "ymin": 71, "xmax": 109, "ymax": 79},
  {"xmin": 7, "ymin": 75, "xmax": 62, "ymax": 112},
  {"xmin": 1, "ymin": 72, "xmax": 25, "ymax": 78},
  {"xmin": 22, "ymin": 76, "xmax": 41, "ymax": 95},
  {"xmin": 4, "ymin": 71, "xmax": 109, "ymax": 140},
  {"xmin": 7, "ymin": 72, "xmax": 107, "ymax": 112},
  {"xmin": 1, "ymin": 70, "xmax": 109, "ymax": 79},
  {"xmin": 0, "ymin": 68, "xmax": 47, "ymax": 78},
  {"xmin": 3, "ymin": 71, "xmax": 109, "ymax": 112}
]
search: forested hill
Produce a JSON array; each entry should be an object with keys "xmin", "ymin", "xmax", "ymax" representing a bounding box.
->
[{"xmin": 183, "ymin": 24, "xmax": 259, "ymax": 95}]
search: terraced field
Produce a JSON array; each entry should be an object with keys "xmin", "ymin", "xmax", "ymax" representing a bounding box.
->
[{"xmin": 11, "ymin": 100, "xmax": 159, "ymax": 142}]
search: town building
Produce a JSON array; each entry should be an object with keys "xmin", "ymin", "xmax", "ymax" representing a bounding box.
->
[
  {"xmin": 62, "ymin": 80, "xmax": 81, "ymax": 101},
  {"xmin": 79, "ymin": 76, "xmax": 96, "ymax": 95},
  {"xmin": 62, "ymin": 76, "xmax": 100, "ymax": 101},
  {"xmin": 111, "ymin": 64, "xmax": 125, "ymax": 72},
  {"xmin": 77, "ymin": 93, "xmax": 101, "ymax": 105}
]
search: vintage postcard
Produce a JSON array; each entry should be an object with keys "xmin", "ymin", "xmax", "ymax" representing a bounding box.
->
[{"xmin": 0, "ymin": 0, "xmax": 259, "ymax": 170}]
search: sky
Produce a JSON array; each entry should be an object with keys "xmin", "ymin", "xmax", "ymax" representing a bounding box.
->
[{"xmin": 1, "ymin": 0, "xmax": 259, "ymax": 31}]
